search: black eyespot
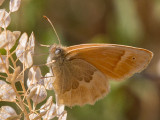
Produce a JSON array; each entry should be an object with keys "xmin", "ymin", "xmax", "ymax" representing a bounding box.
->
[
  {"xmin": 132, "ymin": 57, "xmax": 136, "ymax": 60},
  {"xmin": 55, "ymin": 49, "xmax": 61, "ymax": 55}
]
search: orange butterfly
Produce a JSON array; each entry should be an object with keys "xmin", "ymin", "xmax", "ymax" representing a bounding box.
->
[{"xmin": 47, "ymin": 43, "xmax": 153, "ymax": 106}]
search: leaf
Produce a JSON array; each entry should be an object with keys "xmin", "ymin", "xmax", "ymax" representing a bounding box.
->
[
  {"xmin": 31, "ymin": 85, "xmax": 47, "ymax": 105},
  {"xmin": 0, "ymin": 106, "xmax": 19, "ymax": 120},
  {"xmin": 0, "ymin": 30, "xmax": 17, "ymax": 50},
  {"xmin": 16, "ymin": 32, "xmax": 34, "ymax": 68},
  {"xmin": 41, "ymin": 104, "xmax": 56, "ymax": 120},
  {"xmin": 0, "ymin": 55, "xmax": 9, "ymax": 73},
  {"xmin": 44, "ymin": 73, "xmax": 54, "ymax": 90},
  {"xmin": 13, "ymin": 31, "xmax": 21, "ymax": 40},
  {"xmin": 24, "ymin": 51, "xmax": 33, "ymax": 68},
  {"xmin": 9, "ymin": 0, "xmax": 21, "ymax": 12},
  {"xmin": 23, "ymin": 32, "xmax": 35, "ymax": 68},
  {"xmin": 28, "ymin": 113, "xmax": 40, "ymax": 120},
  {"xmin": 56, "ymin": 104, "xmax": 65, "ymax": 116},
  {"xmin": 58, "ymin": 112, "xmax": 67, "ymax": 120},
  {"xmin": 0, "ymin": 9, "xmax": 5, "ymax": 20},
  {"xmin": 28, "ymin": 32, "xmax": 35, "ymax": 54},
  {"xmin": 40, "ymin": 96, "xmax": 56, "ymax": 120},
  {"xmin": 41, "ymin": 96, "xmax": 53, "ymax": 109},
  {"xmin": 16, "ymin": 44, "xmax": 26, "ymax": 62},
  {"xmin": 0, "ymin": 80, "xmax": 16, "ymax": 101},
  {"xmin": 27, "ymin": 66, "xmax": 42, "ymax": 89},
  {"xmin": 19, "ymin": 32, "xmax": 28, "ymax": 48},
  {"xmin": 0, "ymin": 9, "xmax": 11, "ymax": 28},
  {"xmin": 16, "ymin": 33, "xmax": 28, "ymax": 62}
]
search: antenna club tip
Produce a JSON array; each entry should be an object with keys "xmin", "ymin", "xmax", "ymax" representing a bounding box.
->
[{"xmin": 43, "ymin": 15, "xmax": 48, "ymax": 19}]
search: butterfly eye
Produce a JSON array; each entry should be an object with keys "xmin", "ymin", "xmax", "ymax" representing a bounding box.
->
[{"xmin": 55, "ymin": 49, "xmax": 61, "ymax": 55}]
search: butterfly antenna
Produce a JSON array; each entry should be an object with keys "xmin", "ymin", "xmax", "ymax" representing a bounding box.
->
[
  {"xmin": 43, "ymin": 16, "xmax": 61, "ymax": 45},
  {"xmin": 38, "ymin": 43, "xmax": 51, "ymax": 48}
]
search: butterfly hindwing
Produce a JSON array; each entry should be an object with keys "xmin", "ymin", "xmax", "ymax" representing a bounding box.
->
[{"xmin": 52, "ymin": 59, "xmax": 109, "ymax": 106}]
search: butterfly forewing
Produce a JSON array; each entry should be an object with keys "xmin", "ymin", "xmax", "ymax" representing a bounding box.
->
[{"xmin": 66, "ymin": 44, "xmax": 153, "ymax": 81}]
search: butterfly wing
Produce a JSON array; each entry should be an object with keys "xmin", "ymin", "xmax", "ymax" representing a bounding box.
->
[
  {"xmin": 66, "ymin": 44, "xmax": 153, "ymax": 81},
  {"xmin": 52, "ymin": 59, "xmax": 109, "ymax": 106}
]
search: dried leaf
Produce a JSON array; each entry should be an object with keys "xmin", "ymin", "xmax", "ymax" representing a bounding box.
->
[
  {"xmin": 40, "ymin": 103, "xmax": 56, "ymax": 120},
  {"xmin": 56, "ymin": 104, "xmax": 65, "ymax": 116},
  {"xmin": 28, "ymin": 113, "xmax": 40, "ymax": 120},
  {"xmin": 31, "ymin": 85, "xmax": 47, "ymax": 105},
  {"xmin": 13, "ymin": 31, "xmax": 21, "ymax": 39},
  {"xmin": 44, "ymin": 73, "xmax": 54, "ymax": 90},
  {"xmin": 40, "ymin": 97, "xmax": 66, "ymax": 120},
  {"xmin": 41, "ymin": 96, "xmax": 53, "ymax": 109},
  {"xmin": 23, "ymin": 32, "xmax": 35, "ymax": 68},
  {"xmin": 16, "ymin": 50, "xmax": 31, "ymax": 68},
  {"xmin": 34, "ymin": 67, "xmax": 42, "ymax": 81},
  {"xmin": 40, "ymin": 97, "xmax": 56, "ymax": 120},
  {"xmin": 0, "ymin": 0, "xmax": 5, "ymax": 6},
  {"xmin": 6, "ymin": 115, "xmax": 21, "ymax": 120},
  {"xmin": 0, "ymin": 55, "xmax": 9, "ymax": 73},
  {"xmin": 28, "ymin": 32, "xmax": 35, "ymax": 54},
  {"xmin": 9, "ymin": 0, "xmax": 21, "ymax": 12},
  {"xmin": 0, "ymin": 9, "xmax": 11, "ymax": 28},
  {"xmin": 58, "ymin": 112, "xmax": 67, "ymax": 120},
  {"xmin": 19, "ymin": 32, "xmax": 28, "ymax": 48},
  {"xmin": 27, "ymin": 87, "xmax": 37, "ymax": 100},
  {"xmin": 16, "ymin": 32, "xmax": 34, "ymax": 68},
  {"xmin": 0, "ymin": 80, "xmax": 5, "ymax": 86},
  {"xmin": 0, "ymin": 9, "xmax": 5, "ymax": 20},
  {"xmin": 0, "ymin": 30, "xmax": 17, "ymax": 50},
  {"xmin": 16, "ymin": 44, "xmax": 25, "ymax": 62},
  {"xmin": 0, "ymin": 106, "xmax": 18, "ymax": 120},
  {"xmin": 25, "ymin": 51, "xmax": 33, "ymax": 68},
  {"xmin": 27, "ymin": 66, "xmax": 42, "ymax": 89},
  {"xmin": 0, "ymin": 80, "xmax": 16, "ymax": 101}
]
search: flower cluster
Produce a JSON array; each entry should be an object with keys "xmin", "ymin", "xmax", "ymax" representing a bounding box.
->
[{"xmin": 0, "ymin": 0, "xmax": 67, "ymax": 120}]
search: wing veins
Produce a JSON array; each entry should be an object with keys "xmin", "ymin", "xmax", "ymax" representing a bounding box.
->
[{"xmin": 97, "ymin": 64, "xmax": 121, "ymax": 78}]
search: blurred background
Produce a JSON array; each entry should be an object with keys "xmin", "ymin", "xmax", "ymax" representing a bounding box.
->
[{"xmin": 2, "ymin": 0, "xmax": 160, "ymax": 120}]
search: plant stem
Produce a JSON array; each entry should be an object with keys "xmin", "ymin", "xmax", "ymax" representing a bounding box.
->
[
  {"xmin": 11, "ymin": 82, "xmax": 30, "ymax": 120},
  {"xmin": 20, "ymin": 80, "xmax": 32, "ymax": 111}
]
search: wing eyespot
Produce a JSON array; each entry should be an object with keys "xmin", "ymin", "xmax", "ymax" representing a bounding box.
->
[
  {"xmin": 132, "ymin": 57, "xmax": 136, "ymax": 60},
  {"xmin": 72, "ymin": 81, "xmax": 79, "ymax": 89}
]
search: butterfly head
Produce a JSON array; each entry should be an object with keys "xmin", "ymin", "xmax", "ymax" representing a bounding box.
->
[{"xmin": 47, "ymin": 44, "xmax": 66, "ymax": 66}]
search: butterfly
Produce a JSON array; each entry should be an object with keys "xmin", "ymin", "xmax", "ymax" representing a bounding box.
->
[
  {"xmin": 43, "ymin": 16, "xmax": 153, "ymax": 107},
  {"xmin": 47, "ymin": 43, "xmax": 153, "ymax": 107}
]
